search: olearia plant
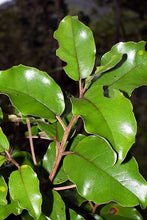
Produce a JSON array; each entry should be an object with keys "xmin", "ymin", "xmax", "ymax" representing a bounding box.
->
[{"xmin": 0, "ymin": 15, "xmax": 147, "ymax": 219}]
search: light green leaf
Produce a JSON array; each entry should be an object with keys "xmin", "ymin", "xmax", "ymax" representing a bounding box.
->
[
  {"xmin": 48, "ymin": 191, "xmax": 66, "ymax": 220},
  {"xmin": 38, "ymin": 120, "xmax": 64, "ymax": 142},
  {"xmin": 94, "ymin": 41, "xmax": 147, "ymax": 96},
  {"xmin": 0, "ymin": 127, "xmax": 9, "ymax": 152},
  {"xmin": 0, "ymin": 176, "xmax": 7, "ymax": 205},
  {"xmin": 100, "ymin": 203, "xmax": 143, "ymax": 220},
  {"xmin": 43, "ymin": 142, "xmax": 68, "ymax": 184},
  {"xmin": 0, "ymin": 65, "xmax": 65, "ymax": 120},
  {"xmin": 64, "ymin": 136, "xmax": 147, "ymax": 207},
  {"xmin": 54, "ymin": 16, "xmax": 96, "ymax": 81},
  {"xmin": 72, "ymin": 84, "xmax": 136, "ymax": 162},
  {"xmin": 0, "ymin": 196, "xmax": 23, "ymax": 219},
  {"xmin": 9, "ymin": 165, "xmax": 42, "ymax": 220},
  {"xmin": 69, "ymin": 209, "xmax": 85, "ymax": 219}
]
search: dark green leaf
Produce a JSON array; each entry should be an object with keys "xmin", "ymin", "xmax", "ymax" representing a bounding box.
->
[
  {"xmin": 94, "ymin": 41, "xmax": 147, "ymax": 96},
  {"xmin": 0, "ymin": 107, "xmax": 3, "ymax": 122},
  {"xmin": 0, "ymin": 65, "xmax": 65, "ymax": 120},
  {"xmin": 9, "ymin": 165, "xmax": 42, "ymax": 219},
  {"xmin": 0, "ymin": 176, "xmax": 7, "ymax": 205},
  {"xmin": 11, "ymin": 151, "xmax": 34, "ymax": 169},
  {"xmin": 54, "ymin": 16, "xmax": 96, "ymax": 81},
  {"xmin": 64, "ymin": 136, "xmax": 147, "ymax": 207},
  {"xmin": 43, "ymin": 142, "xmax": 68, "ymax": 184},
  {"xmin": 100, "ymin": 203, "xmax": 143, "ymax": 220},
  {"xmin": 72, "ymin": 84, "xmax": 136, "ymax": 162}
]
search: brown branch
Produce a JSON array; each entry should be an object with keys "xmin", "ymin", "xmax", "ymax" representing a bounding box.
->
[
  {"xmin": 89, "ymin": 201, "xmax": 99, "ymax": 214},
  {"xmin": 49, "ymin": 115, "xmax": 79, "ymax": 182},
  {"xmin": 79, "ymin": 77, "xmax": 83, "ymax": 98},
  {"xmin": 5, "ymin": 150, "xmax": 20, "ymax": 170},
  {"xmin": 53, "ymin": 184, "xmax": 76, "ymax": 191},
  {"xmin": 26, "ymin": 118, "xmax": 37, "ymax": 166},
  {"xmin": 56, "ymin": 115, "xmax": 67, "ymax": 131}
]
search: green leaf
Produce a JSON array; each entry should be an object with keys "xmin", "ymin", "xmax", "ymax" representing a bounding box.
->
[
  {"xmin": 25, "ymin": 125, "xmax": 38, "ymax": 136},
  {"xmin": 0, "ymin": 65, "xmax": 65, "ymax": 120},
  {"xmin": 38, "ymin": 120, "xmax": 64, "ymax": 142},
  {"xmin": 43, "ymin": 142, "xmax": 68, "ymax": 184},
  {"xmin": 0, "ymin": 155, "xmax": 6, "ymax": 167},
  {"xmin": 0, "ymin": 176, "xmax": 7, "ymax": 205},
  {"xmin": 54, "ymin": 16, "xmax": 96, "ymax": 81},
  {"xmin": 48, "ymin": 191, "xmax": 66, "ymax": 219},
  {"xmin": 87, "ymin": 54, "xmax": 123, "ymax": 82},
  {"xmin": 94, "ymin": 41, "xmax": 147, "ymax": 96},
  {"xmin": 72, "ymin": 84, "xmax": 136, "ymax": 162},
  {"xmin": 69, "ymin": 209, "xmax": 85, "ymax": 219},
  {"xmin": 9, "ymin": 165, "xmax": 42, "ymax": 219},
  {"xmin": 64, "ymin": 136, "xmax": 147, "ymax": 207},
  {"xmin": 100, "ymin": 203, "xmax": 143, "ymax": 220},
  {"xmin": 0, "ymin": 127, "xmax": 9, "ymax": 152},
  {"xmin": 0, "ymin": 196, "xmax": 23, "ymax": 219},
  {"xmin": 22, "ymin": 211, "xmax": 48, "ymax": 220}
]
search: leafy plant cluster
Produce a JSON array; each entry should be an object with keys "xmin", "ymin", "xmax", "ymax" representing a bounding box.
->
[{"xmin": 0, "ymin": 16, "xmax": 147, "ymax": 219}]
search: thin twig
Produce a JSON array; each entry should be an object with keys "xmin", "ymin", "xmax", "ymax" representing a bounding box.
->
[
  {"xmin": 5, "ymin": 150, "xmax": 20, "ymax": 170},
  {"xmin": 53, "ymin": 184, "xmax": 76, "ymax": 191},
  {"xmin": 56, "ymin": 115, "xmax": 67, "ymax": 131},
  {"xmin": 49, "ymin": 115, "xmax": 79, "ymax": 182},
  {"xmin": 89, "ymin": 201, "xmax": 99, "ymax": 214},
  {"xmin": 26, "ymin": 135, "xmax": 50, "ymax": 140},
  {"xmin": 26, "ymin": 118, "xmax": 37, "ymax": 166},
  {"xmin": 79, "ymin": 77, "xmax": 83, "ymax": 98}
]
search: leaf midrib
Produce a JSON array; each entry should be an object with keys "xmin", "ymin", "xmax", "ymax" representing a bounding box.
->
[
  {"xmin": 0, "ymin": 86, "xmax": 56, "ymax": 115},
  {"xmin": 73, "ymin": 152, "xmax": 139, "ymax": 200},
  {"xmin": 83, "ymin": 97, "xmax": 115, "ymax": 147}
]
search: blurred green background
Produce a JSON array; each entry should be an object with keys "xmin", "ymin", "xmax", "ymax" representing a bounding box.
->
[{"xmin": 0, "ymin": 0, "xmax": 147, "ymax": 218}]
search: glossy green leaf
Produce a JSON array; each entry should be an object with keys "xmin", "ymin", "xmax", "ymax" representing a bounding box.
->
[
  {"xmin": 72, "ymin": 84, "xmax": 136, "ymax": 162},
  {"xmin": 100, "ymin": 203, "xmax": 143, "ymax": 220},
  {"xmin": 70, "ymin": 134, "xmax": 86, "ymax": 151},
  {"xmin": 94, "ymin": 41, "xmax": 147, "ymax": 96},
  {"xmin": 87, "ymin": 54, "xmax": 123, "ymax": 82},
  {"xmin": 0, "ymin": 176, "xmax": 7, "ymax": 205},
  {"xmin": 64, "ymin": 136, "xmax": 147, "ymax": 207},
  {"xmin": 69, "ymin": 209, "xmax": 85, "ymax": 219},
  {"xmin": 0, "ymin": 127, "xmax": 9, "ymax": 152},
  {"xmin": 9, "ymin": 165, "xmax": 42, "ymax": 219},
  {"xmin": 0, "ymin": 196, "xmax": 23, "ymax": 219},
  {"xmin": 43, "ymin": 142, "xmax": 68, "ymax": 184},
  {"xmin": 0, "ymin": 65, "xmax": 65, "ymax": 120},
  {"xmin": 54, "ymin": 16, "xmax": 96, "ymax": 81},
  {"xmin": 48, "ymin": 191, "xmax": 66, "ymax": 220},
  {"xmin": 38, "ymin": 120, "xmax": 64, "ymax": 142}
]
